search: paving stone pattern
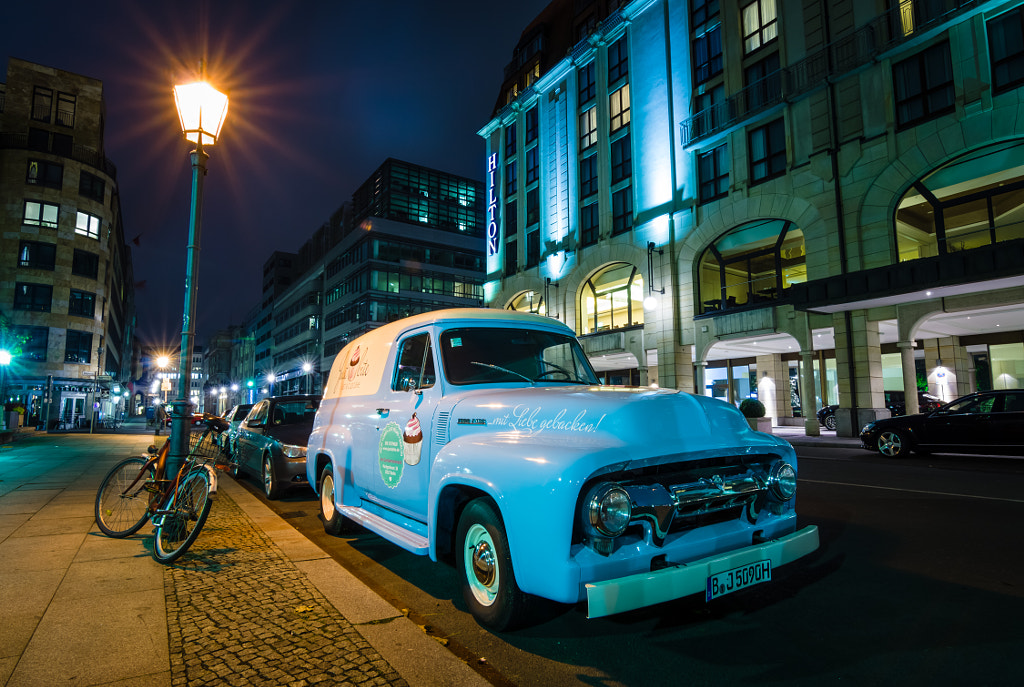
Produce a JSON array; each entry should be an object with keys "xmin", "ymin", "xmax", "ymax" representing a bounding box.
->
[{"xmin": 163, "ymin": 493, "xmax": 409, "ymax": 687}]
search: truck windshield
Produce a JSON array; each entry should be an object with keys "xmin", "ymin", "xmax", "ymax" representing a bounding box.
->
[{"xmin": 440, "ymin": 328, "xmax": 600, "ymax": 386}]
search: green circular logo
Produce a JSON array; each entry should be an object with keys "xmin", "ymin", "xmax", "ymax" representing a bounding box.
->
[{"xmin": 378, "ymin": 422, "xmax": 404, "ymax": 488}]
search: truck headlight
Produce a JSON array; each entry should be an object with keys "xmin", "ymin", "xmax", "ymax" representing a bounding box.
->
[
  {"xmin": 586, "ymin": 482, "xmax": 632, "ymax": 537},
  {"xmin": 768, "ymin": 462, "xmax": 797, "ymax": 501},
  {"xmin": 281, "ymin": 443, "xmax": 307, "ymax": 459}
]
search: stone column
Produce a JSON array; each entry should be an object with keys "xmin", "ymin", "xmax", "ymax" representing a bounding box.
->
[
  {"xmin": 657, "ymin": 343, "xmax": 694, "ymax": 392},
  {"xmin": 925, "ymin": 336, "xmax": 967, "ymax": 403},
  {"xmin": 756, "ymin": 354, "xmax": 788, "ymax": 426},
  {"xmin": 833, "ymin": 311, "xmax": 887, "ymax": 436},
  {"xmin": 694, "ymin": 360, "xmax": 707, "ymax": 397},
  {"xmin": 898, "ymin": 340, "xmax": 919, "ymax": 415},
  {"xmin": 800, "ymin": 351, "xmax": 820, "ymax": 436}
]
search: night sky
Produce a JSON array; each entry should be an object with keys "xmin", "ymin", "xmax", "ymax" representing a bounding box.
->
[{"xmin": 2, "ymin": 0, "xmax": 550, "ymax": 348}]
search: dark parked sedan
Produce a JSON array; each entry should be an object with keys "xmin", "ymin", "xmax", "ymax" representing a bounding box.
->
[
  {"xmin": 234, "ymin": 395, "xmax": 321, "ymax": 499},
  {"xmin": 860, "ymin": 389, "xmax": 1024, "ymax": 458},
  {"xmin": 215, "ymin": 403, "xmax": 253, "ymax": 457},
  {"xmin": 817, "ymin": 391, "xmax": 945, "ymax": 430}
]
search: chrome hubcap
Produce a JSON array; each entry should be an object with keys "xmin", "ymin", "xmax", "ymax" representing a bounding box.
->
[
  {"xmin": 471, "ymin": 541, "xmax": 496, "ymax": 587},
  {"xmin": 321, "ymin": 474, "xmax": 335, "ymax": 518},
  {"xmin": 464, "ymin": 523, "xmax": 498, "ymax": 606}
]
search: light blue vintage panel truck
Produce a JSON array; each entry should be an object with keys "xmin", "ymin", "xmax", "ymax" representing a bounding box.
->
[{"xmin": 307, "ymin": 309, "xmax": 818, "ymax": 630}]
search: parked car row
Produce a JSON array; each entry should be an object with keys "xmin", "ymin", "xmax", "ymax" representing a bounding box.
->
[
  {"xmin": 216, "ymin": 396, "xmax": 320, "ymax": 499},
  {"xmin": 815, "ymin": 390, "xmax": 944, "ymax": 430}
]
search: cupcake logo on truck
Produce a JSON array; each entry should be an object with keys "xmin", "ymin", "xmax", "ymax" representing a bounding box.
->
[{"xmin": 404, "ymin": 413, "xmax": 423, "ymax": 465}]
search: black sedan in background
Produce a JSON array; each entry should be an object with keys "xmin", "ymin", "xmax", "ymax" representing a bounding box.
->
[
  {"xmin": 860, "ymin": 389, "xmax": 1024, "ymax": 458},
  {"xmin": 816, "ymin": 390, "xmax": 944, "ymax": 430},
  {"xmin": 233, "ymin": 395, "xmax": 321, "ymax": 499}
]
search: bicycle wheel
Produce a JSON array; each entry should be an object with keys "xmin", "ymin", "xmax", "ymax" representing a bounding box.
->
[
  {"xmin": 152, "ymin": 468, "xmax": 213, "ymax": 564},
  {"xmin": 95, "ymin": 457, "xmax": 154, "ymax": 538}
]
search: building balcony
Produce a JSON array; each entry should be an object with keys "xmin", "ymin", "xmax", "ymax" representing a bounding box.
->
[
  {"xmin": 681, "ymin": 0, "xmax": 982, "ymax": 146},
  {"xmin": 0, "ymin": 132, "xmax": 117, "ymax": 179}
]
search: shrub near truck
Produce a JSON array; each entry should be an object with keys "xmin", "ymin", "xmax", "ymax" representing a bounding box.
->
[{"xmin": 306, "ymin": 309, "xmax": 819, "ymax": 630}]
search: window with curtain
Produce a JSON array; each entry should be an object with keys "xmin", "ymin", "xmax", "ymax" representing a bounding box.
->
[{"xmin": 742, "ymin": 0, "xmax": 778, "ymax": 54}]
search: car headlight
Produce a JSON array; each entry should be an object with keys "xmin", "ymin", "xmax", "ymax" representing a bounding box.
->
[
  {"xmin": 281, "ymin": 443, "xmax": 307, "ymax": 459},
  {"xmin": 768, "ymin": 462, "xmax": 797, "ymax": 501},
  {"xmin": 585, "ymin": 482, "xmax": 632, "ymax": 537},
  {"xmin": 861, "ymin": 423, "xmax": 875, "ymax": 433}
]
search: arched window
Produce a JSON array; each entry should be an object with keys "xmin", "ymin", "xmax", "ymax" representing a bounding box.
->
[
  {"xmin": 507, "ymin": 290, "xmax": 546, "ymax": 316},
  {"xmin": 580, "ymin": 263, "xmax": 645, "ymax": 334},
  {"xmin": 895, "ymin": 139, "xmax": 1024, "ymax": 261},
  {"xmin": 698, "ymin": 219, "xmax": 805, "ymax": 314}
]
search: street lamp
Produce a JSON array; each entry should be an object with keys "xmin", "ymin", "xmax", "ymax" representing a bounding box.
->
[
  {"xmin": 168, "ymin": 77, "xmax": 229, "ymax": 477},
  {"xmin": 302, "ymin": 362, "xmax": 312, "ymax": 395},
  {"xmin": 156, "ymin": 355, "xmax": 170, "ymax": 404},
  {"xmin": 266, "ymin": 372, "xmax": 276, "ymax": 397}
]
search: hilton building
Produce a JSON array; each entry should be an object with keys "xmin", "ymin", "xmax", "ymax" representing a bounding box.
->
[
  {"xmin": 0, "ymin": 58, "xmax": 137, "ymax": 429},
  {"xmin": 479, "ymin": 0, "xmax": 1024, "ymax": 436}
]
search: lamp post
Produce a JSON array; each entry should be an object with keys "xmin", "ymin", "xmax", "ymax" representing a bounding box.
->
[
  {"xmin": 0, "ymin": 349, "xmax": 10, "ymax": 431},
  {"xmin": 169, "ymin": 78, "xmax": 229, "ymax": 478},
  {"xmin": 302, "ymin": 362, "xmax": 312, "ymax": 395}
]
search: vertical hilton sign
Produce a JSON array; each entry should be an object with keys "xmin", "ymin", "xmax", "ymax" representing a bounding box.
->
[{"xmin": 487, "ymin": 152, "xmax": 500, "ymax": 256}]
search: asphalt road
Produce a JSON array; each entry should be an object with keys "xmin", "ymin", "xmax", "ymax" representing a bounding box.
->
[{"xmin": 244, "ymin": 446, "xmax": 1024, "ymax": 686}]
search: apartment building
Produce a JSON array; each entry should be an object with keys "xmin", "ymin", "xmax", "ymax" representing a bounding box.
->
[{"xmin": 0, "ymin": 57, "xmax": 137, "ymax": 429}]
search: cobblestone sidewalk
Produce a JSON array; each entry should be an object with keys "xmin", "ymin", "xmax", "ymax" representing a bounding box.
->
[{"xmin": 163, "ymin": 493, "xmax": 409, "ymax": 687}]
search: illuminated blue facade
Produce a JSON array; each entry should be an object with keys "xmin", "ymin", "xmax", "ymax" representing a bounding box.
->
[{"xmin": 481, "ymin": 0, "xmax": 1024, "ymax": 437}]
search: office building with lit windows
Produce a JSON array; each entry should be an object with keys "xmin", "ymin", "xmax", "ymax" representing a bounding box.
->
[
  {"xmin": 480, "ymin": 0, "xmax": 1024, "ymax": 436},
  {"xmin": 319, "ymin": 158, "xmax": 486, "ymax": 360},
  {"xmin": 0, "ymin": 57, "xmax": 137, "ymax": 429},
  {"xmin": 236, "ymin": 158, "xmax": 486, "ymax": 398}
]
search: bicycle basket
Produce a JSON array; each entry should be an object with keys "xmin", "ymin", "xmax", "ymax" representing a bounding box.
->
[{"xmin": 188, "ymin": 431, "xmax": 223, "ymax": 463}]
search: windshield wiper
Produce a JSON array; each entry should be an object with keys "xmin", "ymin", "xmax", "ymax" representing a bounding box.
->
[
  {"xmin": 534, "ymin": 361, "xmax": 590, "ymax": 384},
  {"xmin": 469, "ymin": 361, "xmax": 535, "ymax": 385}
]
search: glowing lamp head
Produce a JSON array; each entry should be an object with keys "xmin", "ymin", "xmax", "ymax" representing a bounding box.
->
[
  {"xmin": 156, "ymin": 355, "xmax": 170, "ymax": 368},
  {"xmin": 0, "ymin": 349, "xmax": 11, "ymax": 366},
  {"xmin": 173, "ymin": 81, "xmax": 229, "ymax": 146}
]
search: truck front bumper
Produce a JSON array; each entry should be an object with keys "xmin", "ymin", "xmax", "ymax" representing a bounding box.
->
[{"xmin": 585, "ymin": 525, "xmax": 819, "ymax": 618}]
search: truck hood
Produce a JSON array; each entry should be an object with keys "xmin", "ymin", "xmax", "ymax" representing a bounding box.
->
[{"xmin": 439, "ymin": 386, "xmax": 785, "ymax": 458}]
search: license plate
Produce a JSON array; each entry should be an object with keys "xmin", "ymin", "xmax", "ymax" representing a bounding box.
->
[{"xmin": 706, "ymin": 559, "xmax": 771, "ymax": 601}]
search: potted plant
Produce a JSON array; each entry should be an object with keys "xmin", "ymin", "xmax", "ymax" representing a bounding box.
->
[{"xmin": 739, "ymin": 398, "xmax": 772, "ymax": 433}]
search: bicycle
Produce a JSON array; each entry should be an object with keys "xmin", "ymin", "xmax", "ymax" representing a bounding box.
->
[{"xmin": 94, "ymin": 414, "xmax": 232, "ymax": 564}]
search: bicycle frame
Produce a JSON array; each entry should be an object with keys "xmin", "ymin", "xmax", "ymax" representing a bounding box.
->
[{"xmin": 120, "ymin": 429, "xmax": 223, "ymax": 516}]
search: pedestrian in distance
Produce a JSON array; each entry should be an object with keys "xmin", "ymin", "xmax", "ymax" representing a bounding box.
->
[{"xmin": 154, "ymin": 404, "xmax": 167, "ymax": 435}]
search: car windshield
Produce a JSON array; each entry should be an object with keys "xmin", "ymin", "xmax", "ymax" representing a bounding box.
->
[
  {"xmin": 270, "ymin": 399, "xmax": 320, "ymax": 426},
  {"xmin": 440, "ymin": 327, "xmax": 599, "ymax": 386},
  {"xmin": 231, "ymin": 405, "xmax": 253, "ymax": 420},
  {"xmin": 936, "ymin": 395, "xmax": 997, "ymax": 415}
]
